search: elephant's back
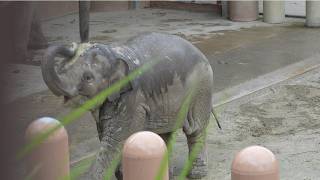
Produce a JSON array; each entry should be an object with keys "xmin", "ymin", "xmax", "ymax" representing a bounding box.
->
[
  {"xmin": 127, "ymin": 32, "xmax": 207, "ymax": 64},
  {"xmin": 127, "ymin": 32, "xmax": 211, "ymax": 95}
]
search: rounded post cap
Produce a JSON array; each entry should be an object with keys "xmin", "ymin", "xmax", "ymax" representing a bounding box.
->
[
  {"xmin": 232, "ymin": 146, "xmax": 279, "ymax": 175},
  {"xmin": 25, "ymin": 117, "xmax": 67, "ymax": 143},
  {"xmin": 123, "ymin": 131, "xmax": 167, "ymax": 159}
]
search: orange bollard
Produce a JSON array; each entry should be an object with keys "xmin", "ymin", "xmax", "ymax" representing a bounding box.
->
[
  {"xmin": 122, "ymin": 131, "xmax": 168, "ymax": 180},
  {"xmin": 25, "ymin": 117, "xmax": 69, "ymax": 180},
  {"xmin": 231, "ymin": 146, "xmax": 279, "ymax": 180}
]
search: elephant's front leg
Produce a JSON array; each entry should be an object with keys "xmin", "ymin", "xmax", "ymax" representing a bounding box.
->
[
  {"xmin": 159, "ymin": 133, "xmax": 174, "ymax": 179},
  {"xmin": 90, "ymin": 101, "xmax": 146, "ymax": 180},
  {"xmin": 90, "ymin": 119, "xmax": 125, "ymax": 180},
  {"xmin": 90, "ymin": 139, "xmax": 121, "ymax": 180}
]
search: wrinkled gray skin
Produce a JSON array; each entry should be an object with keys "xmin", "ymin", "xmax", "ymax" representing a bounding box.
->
[{"xmin": 41, "ymin": 33, "xmax": 214, "ymax": 179}]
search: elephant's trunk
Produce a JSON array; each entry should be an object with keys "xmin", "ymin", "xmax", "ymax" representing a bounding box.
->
[{"xmin": 41, "ymin": 45, "xmax": 76, "ymax": 96}]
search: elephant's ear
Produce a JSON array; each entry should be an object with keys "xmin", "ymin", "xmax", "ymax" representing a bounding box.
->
[{"xmin": 107, "ymin": 58, "xmax": 129, "ymax": 101}]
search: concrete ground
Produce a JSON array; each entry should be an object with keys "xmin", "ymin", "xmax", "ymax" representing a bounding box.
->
[
  {"xmin": 201, "ymin": 67, "xmax": 320, "ymax": 180},
  {"xmin": 4, "ymin": 9, "xmax": 320, "ymax": 179}
]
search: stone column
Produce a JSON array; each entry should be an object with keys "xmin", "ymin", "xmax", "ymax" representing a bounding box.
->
[
  {"xmin": 306, "ymin": 0, "xmax": 320, "ymax": 27},
  {"xmin": 228, "ymin": 1, "xmax": 259, "ymax": 22},
  {"xmin": 263, "ymin": 0, "xmax": 285, "ymax": 24}
]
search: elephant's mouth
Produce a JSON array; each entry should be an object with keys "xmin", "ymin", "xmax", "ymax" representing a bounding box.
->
[
  {"xmin": 64, "ymin": 96, "xmax": 71, "ymax": 104},
  {"xmin": 63, "ymin": 95, "xmax": 88, "ymax": 108}
]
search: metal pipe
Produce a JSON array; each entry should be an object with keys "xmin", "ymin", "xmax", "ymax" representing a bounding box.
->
[{"xmin": 25, "ymin": 117, "xmax": 69, "ymax": 180}]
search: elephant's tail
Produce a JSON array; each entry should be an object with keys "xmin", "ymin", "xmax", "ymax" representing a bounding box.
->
[{"xmin": 211, "ymin": 109, "xmax": 222, "ymax": 130}]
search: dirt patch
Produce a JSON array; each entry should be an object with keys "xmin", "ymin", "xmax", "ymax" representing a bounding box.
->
[
  {"xmin": 204, "ymin": 70, "xmax": 320, "ymax": 180},
  {"xmin": 237, "ymin": 85, "xmax": 320, "ymax": 139}
]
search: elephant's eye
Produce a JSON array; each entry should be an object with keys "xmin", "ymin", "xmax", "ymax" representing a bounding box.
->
[{"xmin": 82, "ymin": 72, "xmax": 94, "ymax": 82}]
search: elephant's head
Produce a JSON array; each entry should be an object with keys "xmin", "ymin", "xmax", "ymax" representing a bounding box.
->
[{"xmin": 41, "ymin": 43, "xmax": 130, "ymax": 107}]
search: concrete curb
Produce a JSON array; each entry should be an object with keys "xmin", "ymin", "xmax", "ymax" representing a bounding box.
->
[{"xmin": 213, "ymin": 53, "xmax": 320, "ymax": 108}]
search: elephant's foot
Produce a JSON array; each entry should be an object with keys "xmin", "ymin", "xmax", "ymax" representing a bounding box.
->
[
  {"xmin": 169, "ymin": 165, "xmax": 174, "ymax": 180},
  {"xmin": 89, "ymin": 163, "xmax": 117, "ymax": 180},
  {"xmin": 115, "ymin": 164, "xmax": 123, "ymax": 180},
  {"xmin": 89, "ymin": 161, "xmax": 118, "ymax": 180},
  {"xmin": 187, "ymin": 157, "xmax": 208, "ymax": 179},
  {"xmin": 89, "ymin": 148, "xmax": 118, "ymax": 180}
]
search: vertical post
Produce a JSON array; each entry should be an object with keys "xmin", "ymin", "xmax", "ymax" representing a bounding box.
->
[
  {"xmin": 25, "ymin": 117, "xmax": 69, "ymax": 180},
  {"xmin": 122, "ymin": 131, "xmax": 168, "ymax": 180},
  {"xmin": 221, "ymin": 0, "xmax": 229, "ymax": 18},
  {"xmin": 228, "ymin": 1, "xmax": 259, "ymax": 22},
  {"xmin": 306, "ymin": 0, "xmax": 320, "ymax": 27},
  {"xmin": 263, "ymin": 0, "xmax": 285, "ymax": 24},
  {"xmin": 130, "ymin": 0, "xmax": 150, "ymax": 9},
  {"xmin": 79, "ymin": 1, "xmax": 90, "ymax": 43},
  {"xmin": 231, "ymin": 146, "xmax": 279, "ymax": 180},
  {"xmin": 129, "ymin": 1, "xmax": 139, "ymax": 10}
]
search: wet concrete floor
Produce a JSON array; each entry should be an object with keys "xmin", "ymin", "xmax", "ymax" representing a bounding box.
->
[
  {"xmin": 5, "ymin": 9, "xmax": 320, "ymax": 180},
  {"xmin": 196, "ymin": 24, "xmax": 320, "ymax": 92}
]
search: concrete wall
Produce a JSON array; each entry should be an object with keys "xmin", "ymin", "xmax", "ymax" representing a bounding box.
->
[
  {"xmin": 181, "ymin": 0, "xmax": 217, "ymax": 5},
  {"xmin": 36, "ymin": 1, "xmax": 133, "ymax": 20},
  {"xmin": 36, "ymin": 1, "xmax": 221, "ymax": 20},
  {"xmin": 36, "ymin": 1, "xmax": 78, "ymax": 20},
  {"xmin": 90, "ymin": 1, "xmax": 130, "ymax": 12},
  {"xmin": 150, "ymin": 1, "xmax": 220, "ymax": 13}
]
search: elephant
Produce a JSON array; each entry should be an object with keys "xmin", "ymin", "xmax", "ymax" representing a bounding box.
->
[{"xmin": 41, "ymin": 32, "xmax": 214, "ymax": 179}]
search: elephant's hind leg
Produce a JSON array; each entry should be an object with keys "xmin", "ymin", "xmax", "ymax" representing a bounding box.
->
[
  {"xmin": 182, "ymin": 86, "xmax": 211, "ymax": 179},
  {"xmin": 185, "ymin": 130, "xmax": 208, "ymax": 179}
]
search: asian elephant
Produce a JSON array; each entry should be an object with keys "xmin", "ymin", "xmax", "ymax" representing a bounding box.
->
[{"xmin": 41, "ymin": 32, "xmax": 214, "ymax": 179}]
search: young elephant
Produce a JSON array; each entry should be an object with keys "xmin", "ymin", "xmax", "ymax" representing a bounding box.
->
[{"xmin": 41, "ymin": 33, "xmax": 214, "ymax": 179}]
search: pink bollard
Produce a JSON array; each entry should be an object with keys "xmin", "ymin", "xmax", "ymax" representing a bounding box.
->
[
  {"xmin": 25, "ymin": 117, "xmax": 69, "ymax": 180},
  {"xmin": 231, "ymin": 146, "xmax": 279, "ymax": 180},
  {"xmin": 122, "ymin": 131, "xmax": 168, "ymax": 180}
]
